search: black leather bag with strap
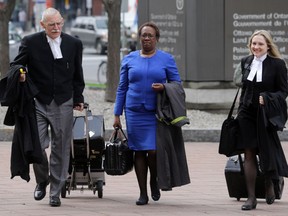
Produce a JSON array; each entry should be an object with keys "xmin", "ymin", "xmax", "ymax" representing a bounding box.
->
[
  {"xmin": 218, "ymin": 88, "xmax": 241, "ymax": 157},
  {"xmin": 104, "ymin": 128, "xmax": 134, "ymax": 175}
]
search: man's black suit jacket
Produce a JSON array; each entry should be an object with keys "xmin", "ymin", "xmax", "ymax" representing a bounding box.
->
[{"xmin": 11, "ymin": 31, "xmax": 85, "ymax": 105}]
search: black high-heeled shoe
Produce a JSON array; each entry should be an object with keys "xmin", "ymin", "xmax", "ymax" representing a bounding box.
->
[
  {"xmin": 265, "ymin": 179, "xmax": 275, "ymax": 205},
  {"xmin": 241, "ymin": 198, "xmax": 257, "ymax": 210},
  {"xmin": 152, "ymin": 190, "xmax": 161, "ymax": 201},
  {"xmin": 266, "ymin": 196, "xmax": 275, "ymax": 205},
  {"xmin": 136, "ymin": 195, "xmax": 149, "ymax": 205},
  {"xmin": 151, "ymin": 182, "xmax": 161, "ymax": 201}
]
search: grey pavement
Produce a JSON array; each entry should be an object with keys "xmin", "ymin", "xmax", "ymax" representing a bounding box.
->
[{"xmin": 1, "ymin": 141, "xmax": 288, "ymax": 216}]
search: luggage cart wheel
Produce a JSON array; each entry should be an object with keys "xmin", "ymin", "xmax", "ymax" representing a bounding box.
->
[
  {"xmin": 61, "ymin": 184, "xmax": 67, "ymax": 198},
  {"xmin": 97, "ymin": 181, "xmax": 103, "ymax": 198}
]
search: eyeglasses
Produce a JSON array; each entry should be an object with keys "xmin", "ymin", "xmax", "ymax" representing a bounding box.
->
[
  {"xmin": 47, "ymin": 22, "xmax": 64, "ymax": 27},
  {"xmin": 141, "ymin": 34, "xmax": 155, "ymax": 39}
]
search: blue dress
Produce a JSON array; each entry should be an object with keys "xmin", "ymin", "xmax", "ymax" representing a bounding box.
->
[{"xmin": 114, "ymin": 50, "xmax": 181, "ymax": 151}]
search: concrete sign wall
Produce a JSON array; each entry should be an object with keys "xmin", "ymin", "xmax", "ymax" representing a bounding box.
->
[
  {"xmin": 139, "ymin": 0, "xmax": 288, "ymax": 83},
  {"xmin": 185, "ymin": 0, "xmax": 224, "ymax": 82},
  {"xmin": 225, "ymin": 0, "xmax": 288, "ymax": 80},
  {"xmin": 138, "ymin": 0, "xmax": 186, "ymax": 79},
  {"xmin": 138, "ymin": 0, "xmax": 225, "ymax": 82}
]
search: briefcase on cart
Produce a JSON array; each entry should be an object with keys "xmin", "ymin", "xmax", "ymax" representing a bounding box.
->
[
  {"xmin": 62, "ymin": 103, "xmax": 105, "ymax": 198},
  {"xmin": 73, "ymin": 110, "xmax": 105, "ymax": 170}
]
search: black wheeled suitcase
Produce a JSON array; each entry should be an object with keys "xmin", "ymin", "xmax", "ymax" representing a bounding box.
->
[
  {"xmin": 224, "ymin": 155, "xmax": 284, "ymax": 201},
  {"xmin": 72, "ymin": 105, "xmax": 105, "ymax": 171}
]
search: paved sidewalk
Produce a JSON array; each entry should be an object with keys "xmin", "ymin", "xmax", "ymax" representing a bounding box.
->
[{"xmin": 1, "ymin": 141, "xmax": 288, "ymax": 216}]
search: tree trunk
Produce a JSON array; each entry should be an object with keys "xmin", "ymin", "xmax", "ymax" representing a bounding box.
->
[
  {"xmin": 102, "ymin": 0, "xmax": 122, "ymax": 102},
  {"xmin": 0, "ymin": 0, "xmax": 16, "ymax": 79}
]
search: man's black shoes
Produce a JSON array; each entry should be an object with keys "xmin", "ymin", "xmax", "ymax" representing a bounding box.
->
[
  {"xmin": 34, "ymin": 181, "xmax": 49, "ymax": 201},
  {"xmin": 49, "ymin": 196, "xmax": 61, "ymax": 207}
]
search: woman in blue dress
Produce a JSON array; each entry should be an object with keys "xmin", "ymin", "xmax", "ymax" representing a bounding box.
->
[{"xmin": 113, "ymin": 22, "xmax": 181, "ymax": 205}]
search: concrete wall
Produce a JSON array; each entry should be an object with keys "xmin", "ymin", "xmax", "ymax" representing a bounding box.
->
[{"xmin": 138, "ymin": 0, "xmax": 288, "ymax": 85}]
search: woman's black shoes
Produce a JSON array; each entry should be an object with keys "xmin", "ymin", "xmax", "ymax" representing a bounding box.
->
[
  {"xmin": 136, "ymin": 195, "xmax": 149, "ymax": 205},
  {"xmin": 241, "ymin": 198, "xmax": 257, "ymax": 210},
  {"xmin": 151, "ymin": 189, "xmax": 161, "ymax": 201},
  {"xmin": 265, "ymin": 179, "xmax": 275, "ymax": 205},
  {"xmin": 150, "ymin": 181, "xmax": 161, "ymax": 201},
  {"xmin": 266, "ymin": 196, "xmax": 275, "ymax": 205}
]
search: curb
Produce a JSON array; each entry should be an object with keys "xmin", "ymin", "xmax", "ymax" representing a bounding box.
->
[
  {"xmin": 0, "ymin": 128, "xmax": 221, "ymax": 142},
  {"xmin": 1, "ymin": 128, "xmax": 288, "ymax": 142}
]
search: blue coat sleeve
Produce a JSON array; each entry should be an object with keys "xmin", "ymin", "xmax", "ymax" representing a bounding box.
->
[{"xmin": 114, "ymin": 55, "xmax": 129, "ymax": 116}]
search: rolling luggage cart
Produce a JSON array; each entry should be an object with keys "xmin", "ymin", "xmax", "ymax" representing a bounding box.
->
[{"xmin": 61, "ymin": 103, "xmax": 105, "ymax": 198}]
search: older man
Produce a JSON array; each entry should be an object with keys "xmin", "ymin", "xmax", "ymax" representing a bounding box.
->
[{"xmin": 11, "ymin": 7, "xmax": 85, "ymax": 207}]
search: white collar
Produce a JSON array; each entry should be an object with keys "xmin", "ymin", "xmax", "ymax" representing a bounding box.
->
[
  {"xmin": 247, "ymin": 54, "xmax": 267, "ymax": 82},
  {"xmin": 46, "ymin": 35, "xmax": 61, "ymax": 44},
  {"xmin": 46, "ymin": 35, "xmax": 63, "ymax": 59},
  {"xmin": 254, "ymin": 53, "xmax": 267, "ymax": 62}
]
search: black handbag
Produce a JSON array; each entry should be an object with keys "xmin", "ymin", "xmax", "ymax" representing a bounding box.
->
[
  {"xmin": 218, "ymin": 88, "xmax": 241, "ymax": 157},
  {"xmin": 104, "ymin": 128, "xmax": 134, "ymax": 175}
]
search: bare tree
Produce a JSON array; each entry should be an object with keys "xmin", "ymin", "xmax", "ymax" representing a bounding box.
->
[
  {"xmin": 0, "ymin": 0, "xmax": 16, "ymax": 79},
  {"xmin": 102, "ymin": 0, "xmax": 121, "ymax": 102}
]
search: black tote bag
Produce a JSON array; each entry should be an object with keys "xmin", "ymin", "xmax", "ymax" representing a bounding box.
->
[
  {"xmin": 104, "ymin": 128, "xmax": 134, "ymax": 175},
  {"xmin": 218, "ymin": 88, "xmax": 241, "ymax": 157}
]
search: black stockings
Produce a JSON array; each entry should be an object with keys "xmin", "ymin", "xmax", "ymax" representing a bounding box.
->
[
  {"xmin": 243, "ymin": 149, "xmax": 257, "ymax": 204},
  {"xmin": 134, "ymin": 150, "xmax": 157, "ymax": 198}
]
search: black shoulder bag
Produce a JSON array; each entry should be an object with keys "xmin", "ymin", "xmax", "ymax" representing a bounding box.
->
[{"xmin": 218, "ymin": 88, "xmax": 241, "ymax": 157}]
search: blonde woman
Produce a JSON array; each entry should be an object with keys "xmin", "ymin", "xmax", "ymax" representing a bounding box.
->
[{"xmin": 236, "ymin": 30, "xmax": 288, "ymax": 210}]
